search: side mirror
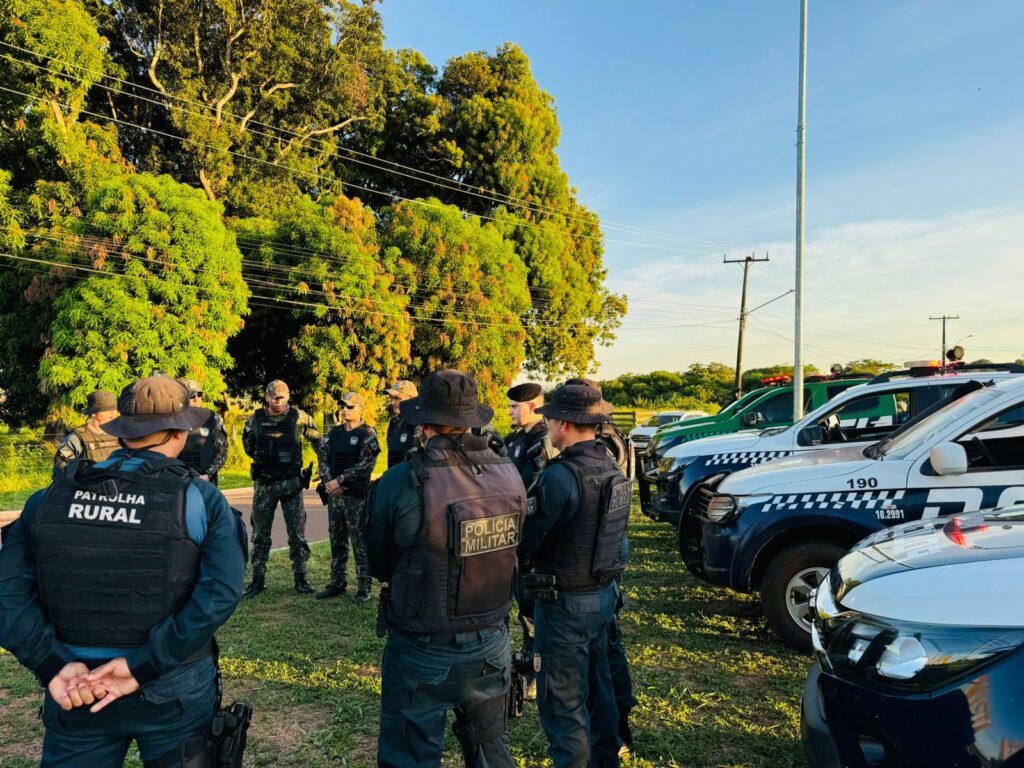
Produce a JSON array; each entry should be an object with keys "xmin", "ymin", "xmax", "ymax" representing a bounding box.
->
[
  {"xmin": 930, "ymin": 443, "xmax": 968, "ymax": 476},
  {"xmin": 801, "ymin": 424, "xmax": 825, "ymax": 446},
  {"xmin": 743, "ymin": 412, "xmax": 763, "ymax": 427}
]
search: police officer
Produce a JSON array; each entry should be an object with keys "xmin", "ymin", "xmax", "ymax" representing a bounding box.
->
[
  {"xmin": 384, "ymin": 380, "xmax": 418, "ymax": 468},
  {"xmin": 177, "ymin": 380, "xmax": 228, "ymax": 485},
  {"xmin": 0, "ymin": 376, "xmax": 246, "ymax": 767},
  {"xmin": 365, "ymin": 370, "xmax": 526, "ymax": 768},
  {"xmin": 520, "ymin": 380, "xmax": 632, "ymax": 768},
  {"xmin": 52, "ymin": 389, "xmax": 120, "ymax": 475},
  {"xmin": 242, "ymin": 380, "xmax": 323, "ymax": 598},
  {"xmin": 504, "ymin": 383, "xmax": 558, "ymax": 703},
  {"xmin": 316, "ymin": 392, "xmax": 380, "ymax": 603}
]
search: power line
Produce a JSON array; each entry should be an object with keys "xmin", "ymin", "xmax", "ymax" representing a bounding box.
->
[{"xmin": 0, "ymin": 43, "xmax": 742, "ymax": 253}]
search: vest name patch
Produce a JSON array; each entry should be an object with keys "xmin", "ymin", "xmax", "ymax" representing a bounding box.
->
[
  {"xmin": 460, "ymin": 513, "xmax": 520, "ymax": 557},
  {"xmin": 68, "ymin": 502, "xmax": 143, "ymax": 524}
]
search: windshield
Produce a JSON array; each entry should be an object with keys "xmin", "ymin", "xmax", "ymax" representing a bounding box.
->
[
  {"xmin": 718, "ymin": 389, "xmax": 764, "ymax": 417},
  {"xmin": 871, "ymin": 387, "xmax": 1003, "ymax": 461},
  {"xmin": 986, "ymin": 505, "xmax": 1024, "ymax": 521},
  {"xmin": 642, "ymin": 415, "xmax": 660, "ymax": 427}
]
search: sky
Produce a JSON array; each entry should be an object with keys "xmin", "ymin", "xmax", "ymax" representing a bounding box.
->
[{"xmin": 378, "ymin": 0, "xmax": 1024, "ymax": 378}]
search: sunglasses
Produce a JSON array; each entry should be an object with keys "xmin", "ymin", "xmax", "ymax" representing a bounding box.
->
[
  {"xmin": 190, "ymin": 392, "xmax": 203, "ymax": 400},
  {"xmin": 341, "ymin": 403, "xmax": 360, "ymax": 410}
]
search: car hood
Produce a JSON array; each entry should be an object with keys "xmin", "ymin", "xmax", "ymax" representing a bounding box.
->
[
  {"xmin": 717, "ymin": 444, "xmax": 875, "ymax": 494},
  {"xmin": 655, "ymin": 413, "xmax": 726, "ymax": 437},
  {"xmin": 664, "ymin": 429, "xmax": 782, "ymax": 461},
  {"xmin": 830, "ymin": 512, "xmax": 1024, "ymax": 626}
]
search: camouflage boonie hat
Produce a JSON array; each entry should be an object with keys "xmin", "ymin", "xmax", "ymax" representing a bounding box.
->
[
  {"xmin": 386, "ymin": 380, "xmax": 417, "ymax": 399},
  {"xmin": 340, "ymin": 392, "xmax": 365, "ymax": 407},
  {"xmin": 177, "ymin": 379, "xmax": 201, "ymax": 397},
  {"xmin": 265, "ymin": 380, "xmax": 290, "ymax": 399}
]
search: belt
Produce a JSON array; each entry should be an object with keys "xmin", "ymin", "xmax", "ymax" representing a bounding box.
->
[{"xmin": 394, "ymin": 626, "xmax": 502, "ymax": 648}]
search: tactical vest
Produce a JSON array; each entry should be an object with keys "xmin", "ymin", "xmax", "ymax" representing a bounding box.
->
[
  {"xmin": 389, "ymin": 435, "xmax": 527, "ymax": 635},
  {"xmin": 71, "ymin": 423, "xmax": 120, "ymax": 464},
  {"xmin": 181, "ymin": 411, "xmax": 216, "ymax": 475},
  {"xmin": 30, "ymin": 458, "xmax": 202, "ymax": 648},
  {"xmin": 252, "ymin": 408, "xmax": 302, "ymax": 480},
  {"xmin": 326, "ymin": 423, "xmax": 374, "ymax": 497},
  {"xmin": 386, "ymin": 417, "xmax": 416, "ymax": 468},
  {"xmin": 505, "ymin": 420, "xmax": 549, "ymax": 485},
  {"xmin": 535, "ymin": 441, "xmax": 632, "ymax": 591}
]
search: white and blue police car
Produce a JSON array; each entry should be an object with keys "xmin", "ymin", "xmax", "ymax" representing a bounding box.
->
[
  {"xmin": 686, "ymin": 373, "xmax": 1024, "ymax": 650},
  {"xmin": 803, "ymin": 507, "xmax": 1024, "ymax": 767}
]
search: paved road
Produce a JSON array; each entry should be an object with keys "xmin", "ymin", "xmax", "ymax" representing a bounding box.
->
[{"xmin": 222, "ymin": 487, "xmax": 330, "ymax": 550}]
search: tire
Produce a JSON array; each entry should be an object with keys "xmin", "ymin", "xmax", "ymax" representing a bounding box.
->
[{"xmin": 760, "ymin": 541, "xmax": 847, "ymax": 652}]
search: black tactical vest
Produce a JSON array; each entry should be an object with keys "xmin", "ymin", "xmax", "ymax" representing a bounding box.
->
[
  {"xmin": 389, "ymin": 435, "xmax": 527, "ymax": 634},
  {"xmin": 71, "ymin": 423, "xmax": 120, "ymax": 464},
  {"xmin": 253, "ymin": 408, "xmax": 301, "ymax": 480},
  {"xmin": 386, "ymin": 417, "xmax": 416, "ymax": 468},
  {"xmin": 534, "ymin": 441, "xmax": 632, "ymax": 591},
  {"xmin": 181, "ymin": 411, "xmax": 216, "ymax": 475},
  {"xmin": 505, "ymin": 420, "xmax": 549, "ymax": 488},
  {"xmin": 326, "ymin": 423, "xmax": 375, "ymax": 497},
  {"xmin": 30, "ymin": 458, "xmax": 202, "ymax": 648}
]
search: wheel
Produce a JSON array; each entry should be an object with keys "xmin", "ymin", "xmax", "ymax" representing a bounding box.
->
[{"xmin": 760, "ymin": 542, "xmax": 847, "ymax": 652}]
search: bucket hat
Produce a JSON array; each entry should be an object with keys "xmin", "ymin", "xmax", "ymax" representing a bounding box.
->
[
  {"xmin": 399, "ymin": 370, "xmax": 493, "ymax": 428},
  {"xmin": 102, "ymin": 377, "xmax": 212, "ymax": 439},
  {"xmin": 535, "ymin": 380, "xmax": 613, "ymax": 425}
]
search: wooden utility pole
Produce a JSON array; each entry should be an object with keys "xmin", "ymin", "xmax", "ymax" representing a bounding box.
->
[
  {"xmin": 724, "ymin": 252, "xmax": 770, "ymax": 396},
  {"xmin": 930, "ymin": 314, "xmax": 960, "ymax": 363}
]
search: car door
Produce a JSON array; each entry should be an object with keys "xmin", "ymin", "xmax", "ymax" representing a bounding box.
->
[{"xmin": 905, "ymin": 401, "xmax": 1024, "ymax": 520}]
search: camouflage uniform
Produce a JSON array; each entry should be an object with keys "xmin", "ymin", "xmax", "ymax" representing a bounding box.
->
[
  {"xmin": 319, "ymin": 422, "xmax": 380, "ymax": 595},
  {"xmin": 243, "ymin": 404, "xmax": 322, "ymax": 580}
]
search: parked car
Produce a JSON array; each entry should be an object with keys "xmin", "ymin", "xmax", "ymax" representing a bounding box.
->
[
  {"xmin": 803, "ymin": 507, "xmax": 1024, "ymax": 767},
  {"xmin": 639, "ymin": 373, "xmax": 873, "ymax": 520},
  {"xmin": 687, "ymin": 369, "xmax": 1024, "ymax": 649},
  {"xmin": 629, "ymin": 410, "xmax": 707, "ymax": 456},
  {"xmin": 654, "ymin": 364, "xmax": 1019, "ymax": 528}
]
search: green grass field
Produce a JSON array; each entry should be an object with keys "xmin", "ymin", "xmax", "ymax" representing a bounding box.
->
[{"xmin": 0, "ymin": 503, "xmax": 811, "ymax": 768}]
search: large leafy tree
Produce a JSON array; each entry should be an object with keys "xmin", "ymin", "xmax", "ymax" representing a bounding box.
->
[
  {"xmin": 380, "ymin": 199, "xmax": 529, "ymax": 407},
  {"xmin": 228, "ymin": 193, "xmax": 412, "ymax": 415}
]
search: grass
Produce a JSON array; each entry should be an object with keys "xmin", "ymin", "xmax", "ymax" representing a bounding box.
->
[{"xmin": 0, "ymin": 500, "xmax": 811, "ymax": 768}]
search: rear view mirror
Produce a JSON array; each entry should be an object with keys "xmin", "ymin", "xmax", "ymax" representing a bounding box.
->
[
  {"xmin": 743, "ymin": 412, "xmax": 764, "ymax": 427},
  {"xmin": 801, "ymin": 425, "xmax": 825, "ymax": 446},
  {"xmin": 930, "ymin": 443, "xmax": 968, "ymax": 476}
]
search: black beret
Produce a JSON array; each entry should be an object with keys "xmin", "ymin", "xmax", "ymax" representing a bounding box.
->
[{"xmin": 506, "ymin": 382, "xmax": 542, "ymax": 402}]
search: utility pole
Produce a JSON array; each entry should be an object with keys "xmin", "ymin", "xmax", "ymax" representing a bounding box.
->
[
  {"xmin": 930, "ymin": 314, "xmax": 960, "ymax": 363},
  {"xmin": 793, "ymin": 0, "xmax": 809, "ymax": 420},
  {"xmin": 724, "ymin": 252, "xmax": 770, "ymax": 396}
]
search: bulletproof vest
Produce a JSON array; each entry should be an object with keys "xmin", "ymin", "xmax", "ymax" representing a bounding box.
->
[
  {"xmin": 253, "ymin": 408, "xmax": 302, "ymax": 480},
  {"xmin": 505, "ymin": 420, "xmax": 549, "ymax": 487},
  {"xmin": 30, "ymin": 457, "xmax": 202, "ymax": 648},
  {"xmin": 389, "ymin": 434, "xmax": 527, "ymax": 634},
  {"xmin": 386, "ymin": 417, "xmax": 416, "ymax": 468},
  {"xmin": 535, "ymin": 441, "xmax": 632, "ymax": 591},
  {"xmin": 181, "ymin": 411, "xmax": 216, "ymax": 475},
  {"xmin": 71, "ymin": 423, "xmax": 120, "ymax": 464}
]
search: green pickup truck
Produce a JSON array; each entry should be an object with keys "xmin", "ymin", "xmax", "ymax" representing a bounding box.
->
[{"xmin": 638, "ymin": 374, "xmax": 873, "ymax": 520}]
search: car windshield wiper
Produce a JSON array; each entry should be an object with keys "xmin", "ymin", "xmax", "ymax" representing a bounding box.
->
[{"xmin": 863, "ymin": 443, "xmax": 884, "ymax": 460}]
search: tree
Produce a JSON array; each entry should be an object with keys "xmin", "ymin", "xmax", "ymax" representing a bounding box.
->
[
  {"xmin": 228, "ymin": 193, "xmax": 413, "ymax": 416},
  {"xmin": 379, "ymin": 199, "xmax": 529, "ymax": 406},
  {"xmin": 843, "ymin": 359, "xmax": 897, "ymax": 377}
]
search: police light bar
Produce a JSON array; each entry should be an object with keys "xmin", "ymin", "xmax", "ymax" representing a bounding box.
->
[
  {"xmin": 904, "ymin": 360, "xmax": 942, "ymax": 369},
  {"xmin": 761, "ymin": 375, "xmax": 791, "ymax": 386}
]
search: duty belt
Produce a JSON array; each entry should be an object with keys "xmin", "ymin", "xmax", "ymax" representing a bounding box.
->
[{"xmin": 394, "ymin": 626, "xmax": 502, "ymax": 647}]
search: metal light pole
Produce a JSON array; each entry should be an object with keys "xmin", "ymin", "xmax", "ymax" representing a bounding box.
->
[{"xmin": 793, "ymin": 0, "xmax": 808, "ymax": 420}]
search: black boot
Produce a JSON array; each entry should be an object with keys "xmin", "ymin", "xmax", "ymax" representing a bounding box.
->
[
  {"xmin": 316, "ymin": 582, "xmax": 346, "ymax": 600},
  {"xmin": 242, "ymin": 575, "xmax": 266, "ymax": 599},
  {"xmin": 294, "ymin": 572, "xmax": 314, "ymax": 594}
]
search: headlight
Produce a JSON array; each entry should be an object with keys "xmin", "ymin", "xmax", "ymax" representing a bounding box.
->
[
  {"xmin": 657, "ymin": 456, "xmax": 692, "ymax": 476},
  {"xmin": 818, "ymin": 612, "xmax": 1024, "ymax": 692},
  {"xmin": 699, "ymin": 492, "xmax": 773, "ymax": 524}
]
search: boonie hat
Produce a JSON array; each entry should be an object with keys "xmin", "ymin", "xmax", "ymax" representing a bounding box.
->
[
  {"xmin": 85, "ymin": 389, "xmax": 117, "ymax": 416},
  {"xmin": 386, "ymin": 380, "xmax": 418, "ymax": 399},
  {"xmin": 102, "ymin": 377, "xmax": 212, "ymax": 439},
  {"xmin": 340, "ymin": 392, "xmax": 366, "ymax": 407},
  {"xmin": 507, "ymin": 383, "xmax": 542, "ymax": 402},
  {"xmin": 400, "ymin": 370, "xmax": 493, "ymax": 428},
  {"xmin": 177, "ymin": 379, "xmax": 202, "ymax": 397},
  {"xmin": 266, "ymin": 380, "xmax": 290, "ymax": 399},
  {"xmin": 536, "ymin": 380, "xmax": 613, "ymax": 425}
]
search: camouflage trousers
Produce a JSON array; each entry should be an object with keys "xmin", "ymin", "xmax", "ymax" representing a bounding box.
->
[
  {"xmin": 326, "ymin": 494, "xmax": 370, "ymax": 593},
  {"xmin": 251, "ymin": 476, "xmax": 310, "ymax": 578}
]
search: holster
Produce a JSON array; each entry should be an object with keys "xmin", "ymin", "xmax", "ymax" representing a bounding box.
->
[
  {"xmin": 376, "ymin": 586, "xmax": 391, "ymax": 638},
  {"xmin": 315, "ymin": 482, "xmax": 329, "ymax": 506},
  {"xmin": 300, "ymin": 463, "xmax": 313, "ymax": 490},
  {"xmin": 146, "ymin": 701, "xmax": 252, "ymax": 768},
  {"xmin": 522, "ymin": 572, "xmax": 560, "ymax": 602}
]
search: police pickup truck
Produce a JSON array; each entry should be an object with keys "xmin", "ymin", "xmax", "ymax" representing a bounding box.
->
[
  {"xmin": 686, "ymin": 368, "xmax": 1024, "ymax": 650},
  {"xmin": 640, "ymin": 372, "xmax": 874, "ymax": 521}
]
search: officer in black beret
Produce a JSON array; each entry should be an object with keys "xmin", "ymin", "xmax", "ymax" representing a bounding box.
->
[
  {"xmin": 364, "ymin": 370, "xmax": 527, "ymax": 768},
  {"xmin": 519, "ymin": 380, "xmax": 632, "ymax": 768}
]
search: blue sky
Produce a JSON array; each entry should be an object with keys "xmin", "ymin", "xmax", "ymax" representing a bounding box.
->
[{"xmin": 379, "ymin": 1, "xmax": 1024, "ymax": 377}]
